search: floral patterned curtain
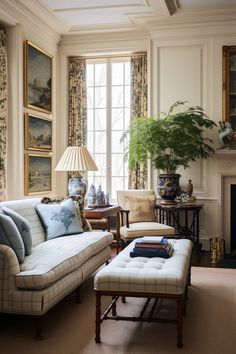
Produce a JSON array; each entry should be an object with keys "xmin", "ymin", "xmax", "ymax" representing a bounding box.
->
[
  {"xmin": 68, "ymin": 57, "xmax": 87, "ymax": 146},
  {"xmin": 129, "ymin": 53, "xmax": 148, "ymax": 189},
  {"xmin": 0, "ymin": 28, "xmax": 7, "ymax": 201}
]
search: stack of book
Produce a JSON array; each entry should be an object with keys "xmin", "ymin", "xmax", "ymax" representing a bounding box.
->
[{"xmin": 130, "ymin": 236, "xmax": 174, "ymax": 258}]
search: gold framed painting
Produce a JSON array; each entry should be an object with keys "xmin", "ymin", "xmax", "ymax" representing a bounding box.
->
[
  {"xmin": 24, "ymin": 153, "xmax": 52, "ymax": 196},
  {"xmin": 24, "ymin": 113, "xmax": 52, "ymax": 151},
  {"xmin": 24, "ymin": 40, "xmax": 52, "ymax": 113}
]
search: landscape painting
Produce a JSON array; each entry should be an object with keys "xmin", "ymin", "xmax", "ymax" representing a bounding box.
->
[
  {"xmin": 25, "ymin": 113, "xmax": 52, "ymax": 151},
  {"xmin": 24, "ymin": 40, "xmax": 52, "ymax": 113},
  {"xmin": 25, "ymin": 154, "xmax": 52, "ymax": 195}
]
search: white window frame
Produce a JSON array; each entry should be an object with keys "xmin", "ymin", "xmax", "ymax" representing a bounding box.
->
[{"xmin": 86, "ymin": 57, "xmax": 130, "ymax": 202}]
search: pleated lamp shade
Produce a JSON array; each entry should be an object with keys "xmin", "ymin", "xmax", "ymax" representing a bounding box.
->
[
  {"xmin": 55, "ymin": 146, "xmax": 98, "ymax": 197},
  {"xmin": 55, "ymin": 146, "xmax": 98, "ymax": 172}
]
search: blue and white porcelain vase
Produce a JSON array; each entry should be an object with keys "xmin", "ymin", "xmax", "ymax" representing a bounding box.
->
[
  {"xmin": 96, "ymin": 185, "xmax": 105, "ymax": 206},
  {"xmin": 87, "ymin": 184, "xmax": 96, "ymax": 206},
  {"xmin": 68, "ymin": 176, "xmax": 86, "ymax": 197},
  {"xmin": 105, "ymin": 192, "xmax": 110, "ymax": 206}
]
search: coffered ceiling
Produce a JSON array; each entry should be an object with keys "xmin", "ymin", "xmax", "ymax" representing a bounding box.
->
[{"xmin": 17, "ymin": 0, "xmax": 236, "ymax": 35}]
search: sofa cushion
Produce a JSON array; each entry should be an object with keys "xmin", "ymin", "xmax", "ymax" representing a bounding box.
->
[
  {"xmin": 15, "ymin": 231, "xmax": 114, "ymax": 290},
  {"xmin": 124, "ymin": 194, "xmax": 157, "ymax": 223},
  {"xmin": 0, "ymin": 214, "xmax": 25, "ymax": 263},
  {"xmin": 0, "ymin": 198, "xmax": 45, "ymax": 247},
  {"xmin": 2, "ymin": 206, "xmax": 32, "ymax": 256},
  {"xmin": 35, "ymin": 198, "xmax": 84, "ymax": 240}
]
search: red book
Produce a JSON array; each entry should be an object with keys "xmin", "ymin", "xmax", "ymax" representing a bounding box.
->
[{"xmin": 135, "ymin": 243, "xmax": 168, "ymax": 249}]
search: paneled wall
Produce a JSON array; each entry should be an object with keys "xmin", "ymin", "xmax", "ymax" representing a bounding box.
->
[{"xmin": 150, "ymin": 24, "xmax": 236, "ymax": 249}]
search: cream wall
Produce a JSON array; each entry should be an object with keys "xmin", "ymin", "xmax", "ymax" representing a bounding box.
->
[{"xmin": 0, "ymin": 1, "xmax": 59, "ymax": 200}]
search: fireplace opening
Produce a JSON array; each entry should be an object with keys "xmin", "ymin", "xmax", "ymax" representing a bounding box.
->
[{"xmin": 230, "ymin": 184, "xmax": 236, "ymax": 252}]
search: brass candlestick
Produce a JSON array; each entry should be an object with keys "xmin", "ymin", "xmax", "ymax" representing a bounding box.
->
[{"xmin": 209, "ymin": 238, "xmax": 225, "ymax": 265}]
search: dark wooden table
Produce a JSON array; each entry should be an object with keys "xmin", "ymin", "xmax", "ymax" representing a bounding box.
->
[
  {"xmin": 156, "ymin": 202, "xmax": 204, "ymax": 253},
  {"xmin": 84, "ymin": 205, "xmax": 120, "ymax": 253}
]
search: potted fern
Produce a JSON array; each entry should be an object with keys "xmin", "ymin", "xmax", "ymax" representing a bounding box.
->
[{"xmin": 124, "ymin": 101, "xmax": 216, "ymax": 203}]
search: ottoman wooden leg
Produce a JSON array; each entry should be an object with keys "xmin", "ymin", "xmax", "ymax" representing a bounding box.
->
[
  {"xmin": 112, "ymin": 296, "xmax": 117, "ymax": 316},
  {"xmin": 188, "ymin": 266, "xmax": 191, "ymax": 286},
  {"xmin": 176, "ymin": 298, "xmax": 183, "ymax": 348},
  {"xmin": 95, "ymin": 293, "xmax": 101, "ymax": 343}
]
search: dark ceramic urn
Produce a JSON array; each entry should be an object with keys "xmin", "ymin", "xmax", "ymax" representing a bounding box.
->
[{"xmin": 158, "ymin": 173, "xmax": 181, "ymax": 204}]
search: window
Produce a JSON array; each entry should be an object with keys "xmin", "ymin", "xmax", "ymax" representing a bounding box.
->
[{"xmin": 86, "ymin": 58, "xmax": 130, "ymax": 201}]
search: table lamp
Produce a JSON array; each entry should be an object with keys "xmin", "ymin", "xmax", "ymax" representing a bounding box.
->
[{"xmin": 55, "ymin": 146, "xmax": 98, "ymax": 197}]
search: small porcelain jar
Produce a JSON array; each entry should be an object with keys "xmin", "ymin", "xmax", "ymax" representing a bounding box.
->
[
  {"xmin": 87, "ymin": 184, "xmax": 96, "ymax": 206},
  {"xmin": 96, "ymin": 185, "xmax": 105, "ymax": 206}
]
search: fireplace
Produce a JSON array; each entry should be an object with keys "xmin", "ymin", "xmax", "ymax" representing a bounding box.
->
[
  {"xmin": 231, "ymin": 185, "xmax": 236, "ymax": 251},
  {"xmin": 222, "ymin": 176, "xmax": 236, "ymax": 253}
]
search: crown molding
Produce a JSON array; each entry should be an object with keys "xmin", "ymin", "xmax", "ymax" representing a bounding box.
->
[
  {"xmin": 60, "ymin": 29, "xmax": 149, "ymax": 46},
  {"xmin": 69, "ymin": 22, "xmax": 148, "ymax": 35},
  {"xmin": 148, "ymin": 8, "xmax": 236, "ymax": 37},
  {"xmin": 1, "ymin": 0, "xmax": 61, "ymax": 42}
]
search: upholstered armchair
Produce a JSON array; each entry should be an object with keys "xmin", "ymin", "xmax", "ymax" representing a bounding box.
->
[{"xmin": 116, "ymin": 190, "xmax": 175, "ymax": 246}]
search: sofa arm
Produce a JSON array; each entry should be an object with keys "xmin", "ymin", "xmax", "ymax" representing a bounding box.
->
[
  {"xmin": 119, "ymin": 208, "xmax": 130, "ymax": 228},
  {"xmin": 0, "ymin": 244, "xmax": 20, "ymax": 294}
]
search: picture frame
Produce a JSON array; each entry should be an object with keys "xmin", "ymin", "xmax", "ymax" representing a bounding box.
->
[
  {"xmin": 24, "ymin": 40, "xmax": 52, "ymax": 113},
  {"xmin": 24, "ymin": 153, "xmax": 52, "ymax": 195},
  {"xmin": 24, "ymin": 113, "xmax": 52, "ymax": 151}
]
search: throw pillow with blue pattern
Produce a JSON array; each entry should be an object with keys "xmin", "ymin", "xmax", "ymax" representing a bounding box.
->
[
  {"xmin": 2, "ymin": 206, "xmax": 32, "ymax": 256},
  {"xmin": 0, "ymin": 213, "xmax": 25, "ymax": 263},
  {"xmin": 35, "ymin": 197, "xmax": 84, "ymax": 240}
]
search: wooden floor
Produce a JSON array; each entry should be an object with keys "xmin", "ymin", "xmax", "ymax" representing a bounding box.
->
[{"xmin": 191, "ymin": 250, "xmax": 212, "ymax": 267}]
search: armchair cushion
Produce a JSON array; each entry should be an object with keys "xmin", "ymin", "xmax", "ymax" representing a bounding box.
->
[
  {"xmin": 123, "ymin": 194, "xmax": 156, "ymax": 223},
  {"xmin": 120, "ymin": 222, "xmax": 175, "ymax": 241}
]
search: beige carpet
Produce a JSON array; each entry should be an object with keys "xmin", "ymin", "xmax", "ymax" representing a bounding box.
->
[{"xmin": 1, "ymin": 267, "xmax": 236, "ymax": 354}]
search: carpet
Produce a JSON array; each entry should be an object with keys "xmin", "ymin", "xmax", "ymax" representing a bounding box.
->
[{"xmin": 1, "ymin": 267, "xmax": 236, "ymax": 354}]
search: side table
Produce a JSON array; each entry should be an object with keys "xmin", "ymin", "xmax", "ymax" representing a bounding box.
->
[
  {"xmin": 84, "ymin": 205, "xmax": 120, "ymax": 253},
  {"xmin": 156, "ymin": 202, "xmax": 204, "ymax": 253}
]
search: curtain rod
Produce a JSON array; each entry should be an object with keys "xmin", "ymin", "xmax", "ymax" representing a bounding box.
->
[{"xmin": 69, "ymin": 51, "xmax": 147, "ymax": 60}]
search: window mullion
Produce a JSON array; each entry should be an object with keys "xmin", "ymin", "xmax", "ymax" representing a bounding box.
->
[{"xmin": 106, "ymin": 60, "xmax": 112, "ymax": 195}]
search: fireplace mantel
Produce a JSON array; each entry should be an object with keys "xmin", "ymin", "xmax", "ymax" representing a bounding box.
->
[{"xmin": 216, "ymin": 149, "xmax": 236, "ymax": 155}]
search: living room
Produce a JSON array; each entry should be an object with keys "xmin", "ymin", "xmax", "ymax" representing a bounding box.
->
[{"xmin": 1, "ymin": 1, "xmax": 236, "ymax": 353}]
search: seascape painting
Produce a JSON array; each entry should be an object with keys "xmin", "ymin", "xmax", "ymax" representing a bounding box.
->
[
  {"xmin": 25, "ymin": 114, "xmax": 52, "ymax": 151},
  {"xmin": 25, "ymin": 154, "xmax": 52, "ymax": 195},
  {"xmin": 24, "ymin": 41, "xmax": 52, "ymax": 113}
]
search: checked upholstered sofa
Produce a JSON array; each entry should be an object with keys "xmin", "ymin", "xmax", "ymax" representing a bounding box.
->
[{"xmin": 0, "ymin": 197, "xmax": 114, "ymax": 338}]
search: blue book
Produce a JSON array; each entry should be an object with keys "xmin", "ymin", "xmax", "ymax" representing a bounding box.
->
[
  {"xmin": 135, "ymin": 237, "xmax": 168, "ymax": 245},
  {"xmin": 130, "ymin": 251, "xmax": 172, "ymax": 259},
  {"xmin": 133, "ymin": 245, "xmax": 171, "ymax": 254}
]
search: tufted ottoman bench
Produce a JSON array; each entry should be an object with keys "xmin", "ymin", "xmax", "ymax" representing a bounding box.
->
[{"xmin": 94, "ymin": 238, "xmax": 192, "ymax": 348}]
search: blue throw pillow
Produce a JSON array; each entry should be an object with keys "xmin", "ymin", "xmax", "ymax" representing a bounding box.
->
[
  {"xmin": 2, "ymin": 206, "xmax": 32, "ymax": 256},
  {"xmin": 0, "ymin": 214, "xmax": 25, "ymax": 263},
  {"xmin": 35, "ymin": 198, "xmax": 84, "ymax": 240}
]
